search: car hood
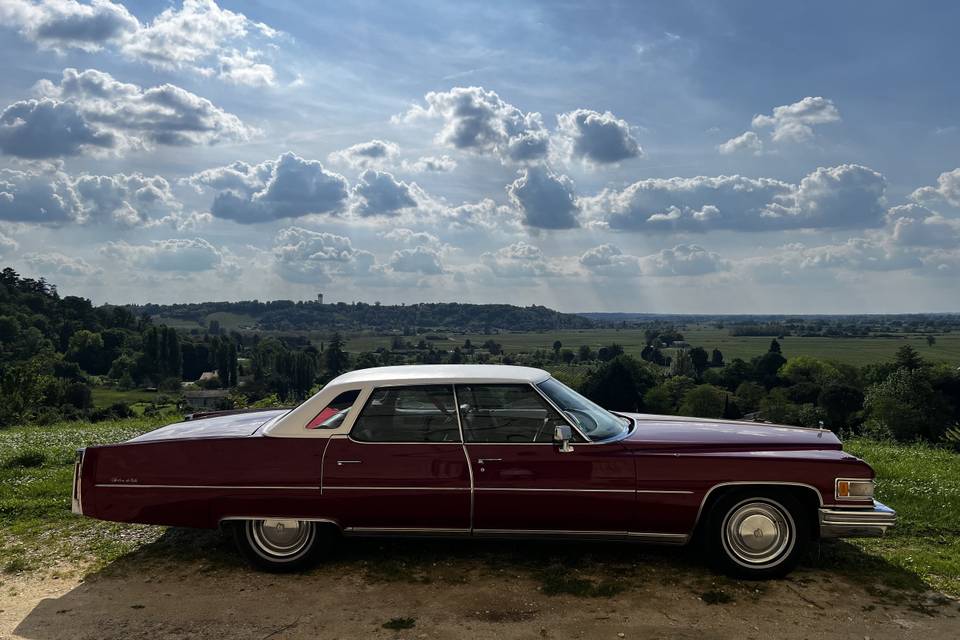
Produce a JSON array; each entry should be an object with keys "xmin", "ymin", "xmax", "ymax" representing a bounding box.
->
[
  {"xmin": 126, "ymin": 409, "xmax": 289, "ymax": 443},
  {"xmin": 617, "ymin": 412, "xmax": 842, "ymax": 451}
]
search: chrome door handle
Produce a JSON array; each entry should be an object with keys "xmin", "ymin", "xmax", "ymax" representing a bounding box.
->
[
  {"xmin": 337, "ymin": 460, "xmax": 362, "ymax": 465},
  {"xmin": 477, "ymin": 458, "xmax": 502, "ymax": 464}
]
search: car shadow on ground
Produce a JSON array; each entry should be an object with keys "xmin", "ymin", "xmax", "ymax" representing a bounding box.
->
[{"xmin": 13, "ymin": 527, "xmax": 941, "ymax": 640}]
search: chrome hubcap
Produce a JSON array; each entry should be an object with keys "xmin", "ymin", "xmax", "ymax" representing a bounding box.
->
[
  {"xmin": 249, "ymin": 519, "xmax": 313, "ymax": 558},
  {"xmin": 722, "ymin": 501, "xmax": 793, "ymax": 567}
]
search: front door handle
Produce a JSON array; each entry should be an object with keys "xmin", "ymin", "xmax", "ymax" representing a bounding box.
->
[
  {"xmin": 477, "ymin": 458, "xmax": 502, "ymax": 464},
  {"xmin": 336, "ymin": 460, "xmax": 362, "ymax": 466}
]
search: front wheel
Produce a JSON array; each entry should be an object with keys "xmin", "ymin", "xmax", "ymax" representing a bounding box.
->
[
  {"xmin": 231, "ymin": 519, "xmax": 332, "ymax": 572},
  {"xmin": 706, "ymin": 492, "xmax": 808, "ymax": 579}
]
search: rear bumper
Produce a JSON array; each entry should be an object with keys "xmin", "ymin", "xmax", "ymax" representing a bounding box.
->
[{"xmin": 819, "ymin": 500, "xmax": 896, "ymax": 538}]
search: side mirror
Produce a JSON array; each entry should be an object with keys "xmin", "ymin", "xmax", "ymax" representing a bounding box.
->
[{"xmin": 554, "ymin": 424, "xmax": 574, "ymax": 453}]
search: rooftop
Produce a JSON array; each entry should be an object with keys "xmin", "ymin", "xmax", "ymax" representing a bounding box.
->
[{"xmin": 327, "ymin": 364, "xmax": 551, "ymax": 386}]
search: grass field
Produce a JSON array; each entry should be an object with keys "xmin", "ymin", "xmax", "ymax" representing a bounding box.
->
[
  {"xmin": 91, "ymin": 387, "xmax": 167, "ymax": 409},
  {"xmin": 317, "ymin": 325, "xmax": 960, "ymax": 366},
  {"xmin": 1, "ymin": 417, "xmax": 957, "ymax": 596}
]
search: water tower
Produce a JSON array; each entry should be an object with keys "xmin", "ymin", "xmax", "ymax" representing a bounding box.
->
[{"xmin": 317, "ymin": 292, "xmax": 324, "ymax": 304}]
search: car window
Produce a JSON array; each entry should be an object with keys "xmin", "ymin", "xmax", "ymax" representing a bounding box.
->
[
  {"xmin": 350, "ymin": 385, "xmax": 459, "ymax": 442},
  {"xmin": 305, "ymin": 389, "xmax": 361, "ymax": 429},
  {"xmin": 458, "ymin": 384, "xmax": 573, "ymax": 443}
]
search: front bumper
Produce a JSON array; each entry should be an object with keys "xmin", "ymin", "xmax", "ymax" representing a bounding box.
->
[{"xmin": 818, "ymin": 500, "xmax": 896, "ymax": 538}]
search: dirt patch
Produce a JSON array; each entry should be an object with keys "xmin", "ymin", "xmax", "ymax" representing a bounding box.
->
[{"xmin": 2, "ymin": 535, "xmax": 958, "ymax": 639}]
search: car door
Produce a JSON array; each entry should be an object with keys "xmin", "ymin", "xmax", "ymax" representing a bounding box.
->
[
  {"xmin": 321, "ymin": 384, "xmax": 471, "ymax": 532},
  {"xmin": 458, "ymin": 383, "xmax": 635, "ymax": 534}
]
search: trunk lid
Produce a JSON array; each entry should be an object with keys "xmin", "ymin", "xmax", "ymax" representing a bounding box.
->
[{"xmin": 127, "ymin": 409, "xmax": 289, "ymax": 443}]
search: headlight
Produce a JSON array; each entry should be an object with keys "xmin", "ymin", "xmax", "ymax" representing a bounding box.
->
[{"xmin": 836, "ymin": 478, "xmax": 874, "ymax": 500}]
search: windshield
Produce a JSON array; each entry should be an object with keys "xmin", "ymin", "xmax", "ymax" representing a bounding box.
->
[{"xmin": 537, "ymin": 377, "xmax": 631, "ymax": 441}]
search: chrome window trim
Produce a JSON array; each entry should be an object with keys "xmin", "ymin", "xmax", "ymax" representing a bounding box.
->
[
  {"xmin": 691, "ymin": 481, "xmax": 825, "ymax": 532},
  {"xmin": 70, "ymin": 449, "xmax": 84, "ymax": 516},
  {"xmin": 526, "ymin": 382, "xmax": 592, "ymax": 443},
  {"xmin": 534, "ymin": 379, "xmax": 634, "ymax": 444},
  {"xmin": 453, "ymin": 385, "xmax": 476, "ymax": 531}
]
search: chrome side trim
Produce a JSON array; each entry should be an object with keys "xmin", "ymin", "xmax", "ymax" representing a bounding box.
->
[
  {"xmin": 627, "ymin": 532, "xmax": 689, "ymax": 544},
  {"xmin": 474, "ymin": 487, "xmax": 634, "ymax": 494},
  {"xmin": 71, "ymin": 450, "xmax": 84, "ymax": 515},
  {"xmin": 344, "ymin": 527, "xmax": 471, "ymax": 536},
  {"xmin": 324, "ymin": 486, "xmax": 470, "ymax": 491},
  {"xmin": 473, "ymin": 529, "xmax": 689, "ymax": 544},
  {"xmin": 691, "ymin": 481, "xmax": 825, "ymax": 532},
  {"xmin": 220, "ymin": 516, "xmax": 342, "ymax": 530},
  {"xmin": 818, "ymin": 500, "xmax": 896, "ymax": 538},
  {"xmin": 637, "ymin": 489, "xmax": 695, "ymax": 495},
  {"xmin": 95, "ymin": 484, "xmax": 321, "ymax": 490}
]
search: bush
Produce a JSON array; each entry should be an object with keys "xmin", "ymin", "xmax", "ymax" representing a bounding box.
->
[
  {"xmin": 679, "ymin": 384, "xmax": 728, "ymax": 418},
  {"xmin": 89, "ymin": 402, "xmax": 134, "ymax": 422},
  {"xmin": 863, "ymin": 368, "xmax": 951, "ymax": 441},
  {"xmin": 579, "ymin": 355, "xmax": 658, "ymax": 412}
]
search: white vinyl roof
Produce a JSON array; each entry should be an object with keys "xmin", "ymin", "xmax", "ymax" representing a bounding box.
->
[
  {"xmin": 262, "ymin": 364, "xmax": 552, "ymax": 437},
  {"xmin": 327, "ymin": 364, "xmax": 551, "ymax": 386}
]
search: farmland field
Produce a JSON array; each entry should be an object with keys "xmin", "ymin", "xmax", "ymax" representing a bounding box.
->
[{"xmin": 284, "ymin": 325, "xmax": 960, "ymax": 366}]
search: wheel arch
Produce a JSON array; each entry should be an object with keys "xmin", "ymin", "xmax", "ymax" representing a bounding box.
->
[{"xmin": 692, "ymin": 482, "xmax": 822, "ymax": 540}]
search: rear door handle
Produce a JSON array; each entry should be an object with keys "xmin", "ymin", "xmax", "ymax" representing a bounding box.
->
[
  {"xmin": 477, "ymin": 458, "xmax": 502, "ymax": 464},
  {"xmin": 337, "ymin": 460, "xmax": 362, "ymax": 466}
]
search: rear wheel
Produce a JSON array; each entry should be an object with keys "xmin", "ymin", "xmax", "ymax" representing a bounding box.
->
[
  {"xmin": 232, "ymin": 519, "xmax": 332, "ymax": 572},
  {"xmin": 706, "ymin": 491, "xmax": 808, "ymax": 579}
]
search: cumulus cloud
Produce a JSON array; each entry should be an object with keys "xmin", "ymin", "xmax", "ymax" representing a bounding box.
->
[
  {"xmin": 380, "ymin": 228, "xmax": 443, "ymax": 248},
  {"xmin": 506, "ymin": 166, "xmax": 579, "ymax": 229},
  {"xmin": 480, "ymin": 241, "xmax": 560, "ymax": 278},
  {"xmin": 555, "ymin": 109, "xmax": 642, "ymax": 164},
  {"xmin": 194, "ymin": 153, "xmax": 349, "ymax": 223},
  {"xmin": 352, "ymin": 170, "xmax": 416, "ymax": 217},
  {"xmin": 720, "ymin": 97, "xmax": 840, "ymax": 154},
  {"xmin": 910, "ymin": 168, "xmax": 960, "ymax": 208},
  {"xmin": 2, "ymin": 1, "xmax": 282, "ymax": 86},
  {"xmin": 28, "ymin": 68, "xmax": 253, "ymax": 153},
  {"xmin": 0, "ymin": 231, "xmax": 19, "ymax": 257},
  {"xmin": 23, "ymin": 251, "xmax": 99, "ymax": 276},
  {"xmin": 395, "ymin": 86, "xmax": 548, "ymax": 163},
  {"xmin": 401, "ymin": 155, "xmax": 457, "ymax": 173},
  {"xmin": 388, "ymin": 246, "xmax": 444, "ymax": 274},
  {"xmin": 436, "ymin": 198, "xmax": 521, "ymax": 232},
  {"xmin": 100, "ymin": 238, "xmax": 225, "ymax": 272},
  {"xmin": 585, "ymin": 164, "xmax": 886, "ymax": 232},
  {"xmin": 328, "ymin": 139, "xmax": 400, "ymax": 170},
  {"xmin": 752, "ymin": 96, "xmax": 841, "ymax": 143},
  {"xmin": 271, "ymin": 226, "xmax": 374, "ymax": 283},
  {"xmin": 0, "ymin": 98, "xmax": 116, "ymax": 158},
  {"xmin": 580, "ymin": 243, "xmax": 727, "ymax": 277},
  {"xmin": 887, "ymin": 204, "xmax": 960, "ymax": 248},
  {"xmin": 0, "ymin": 0, "xmax": 138, "ymax": 52},
  {"xmin": 717, "ymin": 130, "xmax": 763, "ymax": 155},
  {"xmin": 0, "ymin": 166, "xmax": 185, "ymax": 226}
]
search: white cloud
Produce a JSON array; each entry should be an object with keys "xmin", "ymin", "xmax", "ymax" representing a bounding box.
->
[
  {"xmin": 2, "ymin": 1, "xmax": 281, "ymax": 87},
  {"xmin": 271, "ymin": 226, "xmax": 374, "ymax": 283},
  {"xmin": 717, "ymin": 130, "xmax": 763, "ymax": 155},
  {"xmin": 480, "ymin": 241, "xmax": 561, "ymax": 278},
  {"xmin": 506, "ymin": 166, "xmax": 579, "ymax": 229},
  {"xmin": 0, "ymin": 166, "xmax": 184, "ymax": 227},
  {"xmin": 100, "ymin": 238, "xmax": 224, "ymax": 272},
  {"xmin": 0, "ymin": 231, "xmax": 19, "ymax": 256},
  {"xmin": 328, "ymin": 139, "xmax": 400, "ymax": 170},
  {"xmin": 887, "ymin": 204, "xmax": 960, "ymax": 248},
  {"xmin": 381, "ymin": 228, "xmax": 443, "ymax": 248},
  {"xmin": 585, "ymin": 164, "xmax": 886, "ymax": 232},
  {"xmin": 3, "ymin": 68, "xmax": 253, "ymax": 158},
  {"xmin": 751, "ymin": 96, "xmax": 841, "ymax": 143},
  {"xmin": 23, "ymin": 251, "xmax": 99, "ymax": 276},
  {"xmin": 395, "ymin": 86, "xmax": 548, "ymax": 163},
  {"xmin": 436, "ymin": 198, "xmax": 521, "ymax": 232},
  {"xmin": 401, "ymin": 155, "xmax": 458, "ymax": 173},
  {"xmin": 196, "ymin": 153, "xmax": 349, "ymax": 223},
  {"xmin": 579, "ymin": 244, "xmax": 641, "ymax": 276},
  {"xmin": 388, "ymin": 246, "xmax": 444, "ymax": 274},
  {"xmin": 910, "ymin": 168, "xmax": 960, "ymax": 208},
  {"xmin": 0, "ymin": 0, "xmax": 138, "ymax": 52},
  {"xmin": 555, "ymin": 109, "xmax": 642, "ymax": 164},
  {"xmin": 580, "ymin": 243, "xmax": 728, "ymax": 277},
  {"xmin": 352, "ymin": 169, "xmax": 417, "ymax": 217}
]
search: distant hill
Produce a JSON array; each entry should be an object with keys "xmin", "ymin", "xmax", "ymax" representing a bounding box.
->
[{"xmin": 128, "ymin": 300, "xmax": 596, "ymax": 333}]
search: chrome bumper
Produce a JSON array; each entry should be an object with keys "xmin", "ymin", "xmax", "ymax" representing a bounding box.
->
[
  {"xmin": 819, "ymin": 500, "xmax": 895, "ymax": 538},
  {"xmin": 71, "ymin": 449, "xmax": 84, "ymax": 515}
]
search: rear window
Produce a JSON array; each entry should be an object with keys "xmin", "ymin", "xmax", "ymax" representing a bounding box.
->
[{"xmin": 305, "ymin": 389, "xmax": 361, "ymax": 429}]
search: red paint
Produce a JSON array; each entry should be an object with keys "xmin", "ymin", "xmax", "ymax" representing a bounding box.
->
[{"xmin": 77, "ymin": 408, "xmax": 875, "ymax": 538}]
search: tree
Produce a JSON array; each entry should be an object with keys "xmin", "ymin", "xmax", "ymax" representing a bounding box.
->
[
  {"xmin": 818, "ymin": 383, "xmax": 864, "ymax": 430},
  {"xmin": 579, "ymin": 355, "xmax": 658, "ymax": 412},
  {"xmin": 679, "ymin": 384, "xmax": 728, "ymax": 418},
  {"xmin": 894, "ymin": 344, "xmax": 923, "ymax": 371},
  {"xmin": 552, "ymin": 340, "xmax": 562, "ymax": 360},
  {"xmin": 643, "ymin": 376, "xmax": 696, "ymax": 414},
  {"xmin": 710, "ymin": 348, "xmax": 724, "ymax": 368},
  {"xmin": 577, "ymin": 345, "xmax": 593, "ymax": 362},
  {"xmin": 769, "ymin": 338, "xmax": 782, "ymax": 354},
  {"xmin": 66, "ymin": 330, "xmax": 109, "ymax": 375},
  {"xmin": 926, "ymin": 335, "xmax": 937, "ymax": 347},
  {"xmin": 689, "ymin": 347, "xmax": 710, "ymax": 377},
  {"xmin": 597, "ymin": 343, "xmax": 624, "ymax": 362},
  {"xmin": 864, "ymin": 368, "xmax": 951, "ymax": 441},
  {"xmin": 778, "ymin": 356, "xmax": 840, "ymax": 386},
  {"xmin": 752, "ymin": 351, "xmax": 787, "ymax": 389},
  {"xmin": 734, "ymin": 382, "xmax": 766, "ymax": 413},
  {"xmin": 670, "ymin": 349, "xmax": 697, "ymax": 378},
  {"xmin": 324, "ymin": 333, "xmax": 349, "ymax": 377}
]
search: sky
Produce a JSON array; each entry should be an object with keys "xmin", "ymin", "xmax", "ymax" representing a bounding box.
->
[{"xmin": 0, "ymin": 0, "xmax": 958, "ymax": 313}]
